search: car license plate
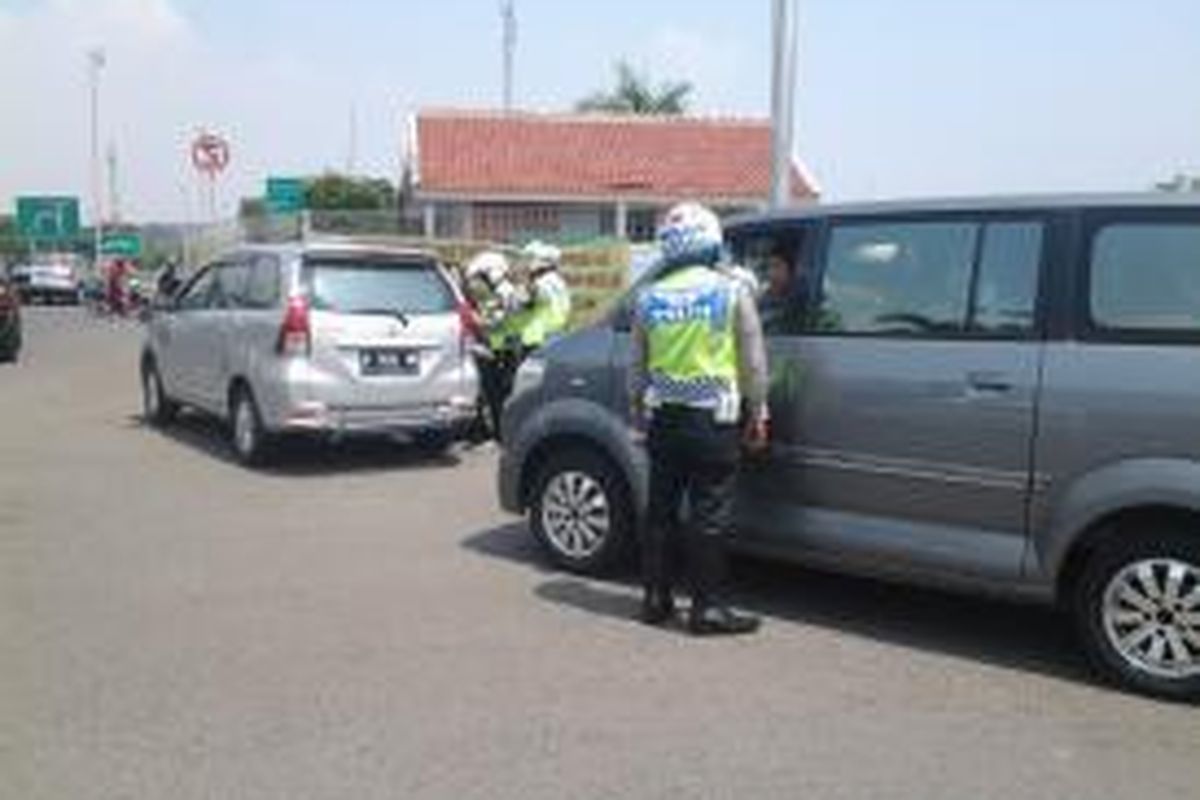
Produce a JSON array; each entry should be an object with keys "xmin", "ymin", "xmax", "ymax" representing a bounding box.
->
[{"xmin": 360, "ymin": 348, "xmax": 418, "ymax": 375}]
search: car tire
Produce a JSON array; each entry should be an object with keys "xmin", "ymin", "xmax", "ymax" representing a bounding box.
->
[
  {"xmin": 229, "ymin": 385, "xmax": 272, "ymax": 467},
  {"xmin": 1074, "ymin": 523, "xmax": 1200, "ymax": 702},
  {"xmin": 141, "ymin": 357, "xmax": 178, "ymax": 426},
  {"xmin": 413, "ymin": 429, "xmax": 454, "ymax": 457},
  {"xmin": 529, "ymin": 447, "xmax": 633, "ymax": 575}
]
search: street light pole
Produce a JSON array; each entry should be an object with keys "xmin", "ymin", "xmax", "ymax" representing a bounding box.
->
[
  {"xmin": 501, "ymin": 0, "xmax": 516, "ymax": 111},
  {"xmin": 770, "ymin": 0, "xmax": 798, "ymax": 209},
  {"xmin": 177, "ymin": 180, "xmax": 193, "ymax": 270},
  {"xmin": 87, "ymin": 48, "xmax": 106, "ymax": 270}
]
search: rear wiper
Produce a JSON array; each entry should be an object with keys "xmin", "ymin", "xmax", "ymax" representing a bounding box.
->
[{"xmin": 349, "ymin": 307, "xmax": 410, "ymax": 326}]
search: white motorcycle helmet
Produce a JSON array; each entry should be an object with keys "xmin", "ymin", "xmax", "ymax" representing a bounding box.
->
[
  {"xmin": 657, "ymin": 202, "xmax": 723, "ymax": 267},
  {"xmin": 522, "ymin": 240, "xmax": 562, "ymax": 273},
  {"xmin": 465, "ymin": 251, "xmax": 511, "ymax": 288}
]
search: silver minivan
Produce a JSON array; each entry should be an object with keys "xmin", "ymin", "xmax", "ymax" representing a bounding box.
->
[
  {"xmin": 141, "ymin": 243, "xmax": 479, "ymax": 463},
  {"xmin": 499, "ymin": 194, "xmax": 1200, "ymax": 700}
]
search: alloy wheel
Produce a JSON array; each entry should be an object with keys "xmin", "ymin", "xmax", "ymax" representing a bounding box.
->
[
  {"xmin": 143, "ymin": 367, "xmax": 161, "ymax": 419},
  {"xmin": 234, "ymin": 395, "xmax": 258, "ymax": 458},
  {"xmin": 1102, "ymin": 557, "xmax": 1200, "ymax": 680},
  {"xmin": 540, "ymin": 470, "xmax": 612, "ymax": 560}
]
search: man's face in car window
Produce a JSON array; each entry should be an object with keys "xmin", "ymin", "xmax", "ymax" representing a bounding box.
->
[{"xmin": 766, "ymin": 255, "xmax": 792, "ymax": 298}]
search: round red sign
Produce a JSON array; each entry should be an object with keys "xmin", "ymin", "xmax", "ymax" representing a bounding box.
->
[{"xmin": 191, "ymin": 132, "xmax": 231, "ymax": 176}]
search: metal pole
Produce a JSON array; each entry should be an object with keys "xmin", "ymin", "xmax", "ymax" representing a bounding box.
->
[
  {"xmin": 106, "ymin": 140, "xmax": 120, "ymax": 224},
  {"xmin": 347, "ymin": 103, "xmax": 359, "ymax": 175},
  {"xmin": 88, "ymin": 48, "xmax": 106, "ymax": 270},
  {"xmin": 770, "ymin": 0, "xmax": 798, "ymax": 209},
  {"xmin": 501, "ymin": 0, "xmax": 516, "ymax": 111},
  {"xmin": 178, "ymin": 181, "xmax": 192, "ymax": 269}
]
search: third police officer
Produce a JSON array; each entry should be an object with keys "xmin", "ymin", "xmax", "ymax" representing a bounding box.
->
[{"xmin": 630, "ymin": 203, "xmax": 769, "ymax": 636}]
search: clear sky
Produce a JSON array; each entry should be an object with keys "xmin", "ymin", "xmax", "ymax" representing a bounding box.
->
[{"xmin": 1, "ymin": 0, "xmax": 1197, "ymax": 221}]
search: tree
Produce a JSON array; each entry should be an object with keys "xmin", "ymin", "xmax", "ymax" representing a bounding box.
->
[
  {"xmin": 576, "ymin": 60, "xmax": 693, "ymax": 115},
  {"xmin": 238, "ymin": 197, "xmax": 267, "ymax": 219},
  {"xmin": 0, "ymin": 216, "xmax": 25, "ymax": 267},
  {"xmin": 305, "ymin": 173, "xmax": 396, "ymax": 211},
  {"xmin": 1155, "ymin": 173, "xmax": 1200, "ymax": 193}
]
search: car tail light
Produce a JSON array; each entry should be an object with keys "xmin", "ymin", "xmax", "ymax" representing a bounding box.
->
[
  {"xmin": 457, "ymin": 299, "xmax": 482, "ymax": 347},
  {"xmin": 277, "ymin": 295, "xmax": 311, "ymax": 356}
]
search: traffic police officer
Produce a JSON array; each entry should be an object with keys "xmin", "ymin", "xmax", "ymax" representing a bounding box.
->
[
  {"xmin": 520, "ymin": 240, "xmax": 572, "ymax": 348},
  {"xmin": 464, "ymin": 250, "xmax": 525, "ymax": 439},
  {"xmin": 464, "ymin": 245, "xmax": 572, "ymax": 440},
  {"xmin": 630, "ymin": 203, "xmax": 769, "ymax": 635}
]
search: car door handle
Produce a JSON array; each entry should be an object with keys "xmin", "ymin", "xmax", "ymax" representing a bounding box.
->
[{"xmin": 965, "ymin": 371, "xmax": 1013, "ymax": 394}]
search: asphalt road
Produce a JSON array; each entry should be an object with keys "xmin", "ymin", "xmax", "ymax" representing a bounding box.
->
[{"xmin": 3, "ymin": 308, "xmax": 1199, "ymax": 800}]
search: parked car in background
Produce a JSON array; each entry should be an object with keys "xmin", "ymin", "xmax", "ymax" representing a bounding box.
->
[
  {"xmin": 0, "ymin": 270, "xmax": 22, "ymax": 362},
  {"xmin": 499, "ymin": 193, "xmax": 1200, "ymax": 701},
  {"xmin": 11, "ymin": 253, "xmax": 83, "ymax": 304},
  {"xmin": 140, "ymin": 243, "xmax": 480, "ymax": 465}
]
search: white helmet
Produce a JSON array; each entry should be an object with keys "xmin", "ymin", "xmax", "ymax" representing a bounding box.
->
[
  {"xmin": 465, "ymin": 251, "xmax": 510, "ymax": 287},
  {"xmin": 657, "ymin": 202, "xmax": 722, "ymax": 266},
  {"xmin": 522, "ymin": 240, "xmax": 562, "ymax": 272}
]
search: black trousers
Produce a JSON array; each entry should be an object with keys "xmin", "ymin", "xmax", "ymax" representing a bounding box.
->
[
  {"xmin": 644, "ymin": 405, "xmax": 740, "ymax": 606},
  {"xmin": 477, "ymin": 348, "xmax": 524, "ymax": 441}
]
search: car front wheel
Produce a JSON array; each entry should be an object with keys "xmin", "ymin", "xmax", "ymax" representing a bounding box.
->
[
  {"xmin": 141, "ymin": 358, "xmax": 178, "ymax": 426},
  {"xmin": 529, "ymin": 448, "xmax": 633, "ymax": 575},
  {"xmin": 1074, "ymin": 524, "xmax": 1200, "ymax": 702}
]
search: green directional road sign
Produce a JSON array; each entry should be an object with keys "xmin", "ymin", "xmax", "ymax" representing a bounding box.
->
[
  {"xmin": 100, "ymin": 232, "xmax": 142, "ymax": 257},
  {"xmin": 266, "ymin": 177, "xmax": 306, "ymax": 213},
  {"xmin": 16, "ymin": 196, "xmax": 80, "ymax": 241}
]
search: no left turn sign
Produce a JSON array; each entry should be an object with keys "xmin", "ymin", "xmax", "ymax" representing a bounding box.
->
[{"xmin": 191, "ymin": 132, "xmax": 231, "ymax": 176}]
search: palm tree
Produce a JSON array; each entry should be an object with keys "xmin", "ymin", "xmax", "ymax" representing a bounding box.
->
[{"xmin": 575, "ymin": 61, "xmax": 693, "ymax": 115}]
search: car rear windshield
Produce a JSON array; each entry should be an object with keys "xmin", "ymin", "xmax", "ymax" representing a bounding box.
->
[{"xmin": 304, "ymin": 258, "xmax": 454, "ymax": 316}]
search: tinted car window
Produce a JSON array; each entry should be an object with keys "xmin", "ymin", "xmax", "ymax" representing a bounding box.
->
[
  {"xmin": 305, "ymin": 259, "xmax": 453, "ymax": 315},
  {"xmin": 215, "ymin": 261, "xmax": 251, "ymax": 309},
  {"xmin": 972, "ymin": 222, "xmax": 1042, "ymax": 334},
  {"xmin": 1091, "ymin": 223, "xmax": 1200, "ymax": 332},
  {"xmin": 816, "ymin": 219, "xmax": 1044, "ymax": 337},
  {"xmin": 819, "ymin": 222, "xmax": 977, "ymax": 335},
  {"xmin": 243, "ymin": 256, "xmax": 281, "ymax": 310},
  {"xmin": 176, "ymin": 267, "xmax": 218, "ymax": 311}
]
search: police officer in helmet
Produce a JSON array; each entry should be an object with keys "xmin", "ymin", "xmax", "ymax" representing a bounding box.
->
[
  {"xmin": 630, "ymin": 202, "xmax": 769, "ymax": 635},
  {"xmin": 520, "ymin": 240, "xmax": 572, "ymax": 348},
  {"xmin": 464, "ymin": 250, "xmax": 523, "ymax": 439}
]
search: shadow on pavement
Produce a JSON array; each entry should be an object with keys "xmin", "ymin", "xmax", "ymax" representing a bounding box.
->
[
  {"xmin": 129, "ymin": 411, "xmax": 463, "ymax": 476},
  {"xmin": 536, "ymin": 578, "xmax": 646, "ymax": 623},
  {"xmin": 461, "ymin": 521, "xmax": 556, "ymax": 573},
  {"xmin": 463, "ymin": 523, "xmax": 1096, "ymax": 686}
]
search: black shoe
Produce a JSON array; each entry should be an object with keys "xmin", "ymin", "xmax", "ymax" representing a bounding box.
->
[
  {"xmin": 640, "ymin": 588, "xmax": 676, "ymax": 626},
  {"xmin": 687, "ymin": 604, "xmax": 761, "ymax": 636}
]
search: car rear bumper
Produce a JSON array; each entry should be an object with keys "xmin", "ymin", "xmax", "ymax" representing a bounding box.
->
[
  {"xmin": 276, "ymin": 398, "xmax": 478, "ymax": 438},
  {"xmin": 26, "ymin": 279, "xmax": 78, "ymax": 292},
  {"xmin": 20, "ymin": 284, "xmax": 79, "ymax": 301}
]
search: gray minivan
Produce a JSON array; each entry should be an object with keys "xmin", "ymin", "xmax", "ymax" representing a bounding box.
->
[{"xmin": 499, "ymin": 194, "xmax": 1200, "ymax": 700}]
